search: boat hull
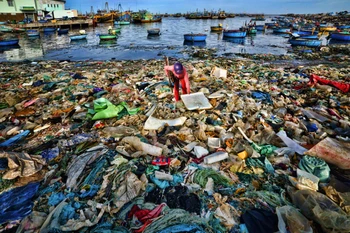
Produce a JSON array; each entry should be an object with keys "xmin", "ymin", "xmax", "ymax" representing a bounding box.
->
[
  {"xmin": 211, "ymin": 26, "xmax": 223, "ymax": 32},
  {"xmin": 299, "ymin": 35, "xmax": 318, "ymax": 39},
  {"xmin": 273, "ymin": 28, "xmax": 290, "ymax": 34},
  {"xmin": 330, "ymin": 33, "xmax": 350, "ymax": 41},
  {"xmin": 99, "ymin": 34, "xmax": 117, "ymax": 40},
  {"xmin": 43, "ymin": 27, "xmax": 56, "ymax": 32},
  {"xmin": 147, "ymin": 29, "xmax": 160, "ymax": 35},
  {"xmin": 114, "ymin": 21, "xmax": 130, "ymax": 25},
  {"xmin": 298, "ymin": 30, "xmax": 318, "ymax": 35},
  {"xmin": 0, "ymin": 39, "xmax": 19, "ymax": 46},
  {"xmin": 27, "ymin": 30, "xmax": 40, "ymax": 37},
  {"xmin": 319, "ymin": 26, "xmax": 337, "ymax": 32},
  {"xmin": 223, "ymin": 30, "xmax": 247, "ymax": 38},
  {"xmin": 184, "ymin": 34, "xmax": 207, "ymax": 42},
  {"xmin": 289, "ymin": 39, "xmax": 321, "ymax": 47},
  {"xmin": 70, "ymin": 34, "xmax": 87, "ymax": 40},
  {"xmin": 255, "ymin": 25, "xmax": 265, "ymax": 31},
  {"xmin": 57, "ymin": 29, "xmax": 69, "ymax": 35},
  {"xmin": 140, "ymin": 18, "xmax": 162, "ymax": 23}
]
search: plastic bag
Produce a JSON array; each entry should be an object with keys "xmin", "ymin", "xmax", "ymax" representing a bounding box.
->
[
  {"xmin": 276, "ymin": 206, "xmax": 313, "ymax": 233},
  {"xmin": 288, "ymin": 187, "xmax": 350, "ymax": 232}
]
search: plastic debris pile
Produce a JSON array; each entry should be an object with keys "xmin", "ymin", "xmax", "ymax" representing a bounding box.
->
[{"xmin": 0, "ymin": 57, "xmax": 350, "ymax": 233}]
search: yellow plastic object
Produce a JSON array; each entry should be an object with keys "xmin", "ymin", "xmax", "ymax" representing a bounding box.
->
[{"xmin": 238, "ymin": 151, "xmax": 249, "ymax": 160}]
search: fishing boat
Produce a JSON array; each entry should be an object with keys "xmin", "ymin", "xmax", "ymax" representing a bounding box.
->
[
  {"xmin": 297, "ymin": 29, "xmax": 318, "ymax": 35},
  {"xmin": 265, "ymin": 22, "xmax": 277, "ymax": 29},
  {"xmin": 13, "ymin": 28, "xmax": 26, "ymax": 33},
  {"xmin": 69, "ymin": 34, "xmax": 87, "ymax": 41},
  {"xmin": 183, "ymin": 40, "xmax": 206, "ymax": 47},
  {"xmin": 147, "ymin": 28, "xmax": 160, "ymax": 36},
  {"xmin": 27, "ymin": 29, "xmax": 40, "ymax": 37},
  {"xmin": 43, "ymin": 27, "xmax": 56, "ymax": 33},
  {"xmin": 184, "ymin": 33, "xmax": 207, "ymax": 42},
  {"xmin": 273, "ymin": 27, "xmax": 290, "ymax": 34},
  {"xmin": 289, "ymin": 38, "xmax": 321, "ymax": 47},
  {"xmin": 338, "ymin": 25, "xmax": 350, "ymax": 30},
  {"xmin": 0, "ymin": 38, "xmax": 19, "ymax": 46},
  {"xmin": 319, "ymin": 26, "xmax": 337, "ymax": 32},
  {"xmin": 223, "ymin": 30, "xmax": 247, "ymax": 38},
  {"xmin": 218, "ymin": 11, "xmax": 227, "ymax": 19},
  {"xmin": 299, "ymin": 34, "xmax": 319, "ymax": 39},
  {"xmin": 114, "ymin": 21, "xmax": 130, "ymax": 25},
  {"xmin": 255, "ymin": 25, "xmax": 265, "ymax": 31},
  {"xmin": 99, "ymin": 34, "xmax": 117, "ymax": 40},
  {"xmin": 210, "ymin": 24, "xmax": 224, "ymax": 32},
  {"xmin": 247, "ymin": 27, "xmax": 257, "ymax": 34},
  {"xmin": 251, "ymin": 15, "xmax": 265, "ymax": 21},
  {"xmin": 57, "ymin": 28, "xmax": 69, "ymax": 35},
  {"xmin": 330, "ymin": 32, "xmax": 350, "ymax": 41}
]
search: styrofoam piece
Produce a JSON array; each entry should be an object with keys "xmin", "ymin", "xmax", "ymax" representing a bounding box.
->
[
  {"xmin": 144, "ymin": 115, "xmax": 187, "ymax": 130},
  {"xmin": 181, "ymin": 92, "xmax": 213, "ymax": 110},
  {"xmin": 204, "ymin": 151, "xmax": 229, "ymax": 164},
  {"xmin": 211, "ymin": 67, "xmax": 227, "ymax": 78},
  {"xmin": 208, "ymin": 90, "xmax": 226, "ymax": 99},
  {"xmin": 155, "ymin": 171, "xmax": 173, "ymax": 181},
  {"xmin": 208, "ymin": 137, "xmax": 221, "ymax": 148},
  {"xmin": 183, "ymin": 142, "xmax": 198, "ymax": 152},
  {"xmin": 193, "ymin": 146, "xmax": 209, "ymax": 158}
]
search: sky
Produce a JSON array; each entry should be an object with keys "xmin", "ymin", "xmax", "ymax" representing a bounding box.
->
[{"xmin": 65, "ymin": 0, "xmax": 349, "ymax": 15}]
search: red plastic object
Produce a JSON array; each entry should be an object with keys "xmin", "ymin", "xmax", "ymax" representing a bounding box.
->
[{"xmin": 152, "ymin": 157, "xmax": 171, "ymax": 166}]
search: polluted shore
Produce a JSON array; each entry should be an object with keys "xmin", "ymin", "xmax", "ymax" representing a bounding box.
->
[{"xmin": 1, "ymin": 10, "xmax": 350, "ymax": 233}]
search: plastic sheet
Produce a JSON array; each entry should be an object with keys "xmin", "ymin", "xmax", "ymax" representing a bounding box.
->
[
  {"xmin": 299, "ymin": 155, "xmax": 330, "ymax": 183},
  {"xmin": 276, "ymin": 206, "xmax": 313, "ymax": 233}
]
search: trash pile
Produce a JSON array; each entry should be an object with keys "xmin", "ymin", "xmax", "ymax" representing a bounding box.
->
[{"xmin": 0, "ymin": 57, "xmax": 349, "ymax": 233}]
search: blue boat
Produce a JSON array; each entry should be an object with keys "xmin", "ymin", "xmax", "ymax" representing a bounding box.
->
[
  {"xmin": 147, "ymin": 28, "xmax": 160, "ymax": 36},
  {"xmin": 273, "ymin": 27, "xmax": 291, "ymax": 34},
  {"xmin": 299, "ymin": 34, "xmax": 318, "ymax": 39},
  {"xmin": 338, "ymin": 25, "xmax": 350, "ymax": 30},
  {"xmin": 27, "ymin": 29, "xmax": 40, "ymax": 37},
  {"xmin": 223, "ymin": 30, "xmax": 247, "ymax": 38},
  {"xmin": 0, "ymin": 38, "xmax": 19, "ymax": 46},
  {"xmin": 265, "ymin": 22, "xmax": 277, "ymax": 29},
  {"xmin": 43, "ymin": 27, "xmax": 56, "ymax": 32},
  {"xmin": 297, "ymin": 29, "xmax": 318, "ymax": 35},
  {"xmin": 289, "ymin": 38, "xmax": 321, "ymax": 47},
  {"xmin": 69, "ymin": 34, "xmax": 87, "ymax": 41},
  {"xmin": 57, "ymin": 28, "xmax": 69, "ymax": 35},
  {"xmin": 255, "ymin": 25, "xmax": 265, "ymax": 31},
  {"xmin": 184, "ymin": 33, "xmax": 207, "ymax": 42},
  {"xmin": 330, "ymin": 32, "xmax": 350, "ymax": 41}
]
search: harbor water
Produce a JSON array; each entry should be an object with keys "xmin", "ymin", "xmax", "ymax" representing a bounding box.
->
[{"xmin": 0, "ymin": 16, "xmax": 332, "ymax": 62}]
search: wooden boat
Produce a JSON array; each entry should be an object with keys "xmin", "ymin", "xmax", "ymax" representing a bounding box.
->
[
  {"xmin": 13, "ymin": 28, "xmax": 26, "ymax": 33},
  {"xmin": 57, "ymin": 28, "xmax": 69, "ymax": 35},
  {"xmin": 99, "ymin": 34, "xmax": 117, "ymax": 40},
  {"xmin": 299, "ymin": 34, "xmax": 318, "ymax": 39},
  {"xmin": 330, "ymin": 32, "xmax": 350, "ymax": 41},
  {"xmin": 43, "ymin": 27, "xmax": 56, "ymax": 32},
  {"xmin": 211, "ymin": 24, "xmax": 223, "ymax": 32},
  {"xmin": 255, "ymin": 25, "xmax": 265, "ymax": 31},
  {"xmin": 273, "ymin": 27, "xmax": 290, "ymax": 34},
  {"xmin": 289, "ymin": 38, "xmax": 321, "ymax": 47},
  {"xmin": 223, "ymin": 30, "xmax": 247, "ymax": 38},
  {"xmin": 184, "ymin": 33, "xmax": 207, "ymax": 42},
  {"xmin": 69, "ymin": 34, "xmax": 87, "ymax": 41},
  {"xmin": 319, "ymin": 26, "xmax": 337, "ymax": 32},
  {"xmin": 0, "ymin": 38, "xmax": 19, "ymax": 46},
  {"xmin": 114, "ymin": 21, "xmax": 130, "ymax": 25},
  {"xmin": 27, "ymin": 29, "xmax": 40, "ymax": 37},
  {"xmin": 147, "ymin": 28, "xmax": 160, "ymax": 36}
]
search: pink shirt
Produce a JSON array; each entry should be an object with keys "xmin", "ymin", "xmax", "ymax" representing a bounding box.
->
[{"xmin": 164, "ymin": 65, "xmax": 190, "ymax": 93}]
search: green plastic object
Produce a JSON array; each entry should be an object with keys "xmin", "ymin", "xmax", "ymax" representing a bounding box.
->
[
  {"xmin": 251, "ymin": 143, "xmax": 278, "ymax": 157},
  {"xmin": 298, "ymin": 155, "xmax": 330, "ymax": 183},
  {"xmin": 92, "ymin": 98, "xmax": 139, "ymax": 120}
]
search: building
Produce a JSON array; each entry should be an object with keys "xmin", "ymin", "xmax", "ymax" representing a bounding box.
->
[
  {"xmin": 36, "ymin": 0, "xmax": 65, "ymax": 19},
  {"xmin": 0, "ymin": 0, "xmax": 38, "ymax": 22},
  {"xmin": 0, "ymin": 0, "xmax": 66, "ymax": 22}
]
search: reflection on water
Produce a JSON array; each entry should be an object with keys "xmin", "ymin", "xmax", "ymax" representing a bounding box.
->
[
  {"xmin": 183, "ymin": 40, "xmax": 206, "ymax": 47},
  {"xmin": 0, "ymin": 17, "xmax": 332, "ymax": 61}
]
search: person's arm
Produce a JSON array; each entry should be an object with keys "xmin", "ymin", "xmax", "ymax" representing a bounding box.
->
[
  {"xmin": 183, "ymin": 68, "xmax": 190, "ymax": 94},
  {"xmin": 164, "ymin": 65, "xmax": 174, "ymax": 74}
]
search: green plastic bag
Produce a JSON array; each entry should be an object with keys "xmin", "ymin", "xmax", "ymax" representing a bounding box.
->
[{"xmin": 92, "ymin": 98, "xmax": 139, "ymax": 120}]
